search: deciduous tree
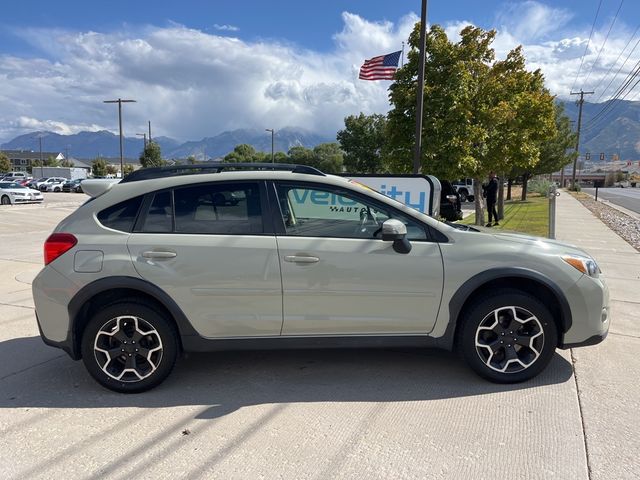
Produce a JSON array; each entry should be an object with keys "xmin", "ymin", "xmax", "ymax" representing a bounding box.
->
[
  {"xmin": 0, "ymin": 152, "xmax": 10, "ymax": 173},
  {"xmin": 337, "ymin": 113, "xmax": 387, "ymax": 173}
]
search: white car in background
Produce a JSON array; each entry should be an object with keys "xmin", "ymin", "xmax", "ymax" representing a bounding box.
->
[
  {"xmin": 0, "ymin": 181, "xmax": 44, "ymax": 205},
  {"xmin": 39, "ymin": 177, "xmax": 68, "ymax": 191},
  {"xmin": 45, "ymin": 179, "xmax": 68, "ymax": 192}
]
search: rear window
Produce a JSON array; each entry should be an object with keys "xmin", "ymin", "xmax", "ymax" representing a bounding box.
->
[
  {"xmin": 173, "ymin": 183, "xmax": 263, "ymax": 234},
  {"xmin": 97, "ymin": 196, "xmax": 143, "ymax": 232}
]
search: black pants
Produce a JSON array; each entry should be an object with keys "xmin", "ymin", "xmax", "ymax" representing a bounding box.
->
[{"xmin": 487, "ymin": 201, "xmax": 498, "ymax": 223}]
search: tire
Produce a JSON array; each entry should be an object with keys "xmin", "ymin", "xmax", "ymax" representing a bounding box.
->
[
  {"xmin": 458, "ymin": 190, "xmax": 468, "ymax": 202},
  {"xmin": 1, "ymin": 195, "xmax": 11, "ymax": 205},
  {"xmin": 54, "ymin": 187, "xmax": 61, "ymax": 192},
  {"xmin": 458, "ymin": 289, "xmax": 558, "ymax": 383},
  {"xmin": 81, "ymin": 300, "xmax": 179, "ymax": 393}
]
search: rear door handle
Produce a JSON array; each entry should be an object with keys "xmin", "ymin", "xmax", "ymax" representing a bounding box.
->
[
  {"xmin": 284, "ymin": 255, "xmax": 320, "ymax": 264},
  {"xmin": 142, "ymin": 250, "xmax": 177, "ymax": 259}
]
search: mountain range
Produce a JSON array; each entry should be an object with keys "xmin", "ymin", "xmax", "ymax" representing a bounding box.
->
[
  {"xmin": 562, "ymin": 99, "xmax": 640, "ymax": 161},
  {"xmin": 2, "ymin": 100, "xmax": 640, "ymax": 161},
  {"xmin": 1, "ymin": 127, "xmax": 332, "ymax": 161}
]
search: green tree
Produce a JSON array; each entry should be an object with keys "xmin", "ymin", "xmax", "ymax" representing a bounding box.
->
[
  {"xmin": 337, "ymin": 113, "xmax": 387, "ymax": 173},
  {"xmin": 45, "ymin": 156, "xmax": 60, "ymax": 167},
  {"xmin": 140, "ymin": 141, "xmax": 164, "ymax": 168},
  {"xmin": 387, "ymin": 24, "xmax": 557, "ymax": 224},
  {"xmin": 123, "ymin": 163, "xmax": 135, "ymax": 176},
  {"xmin": 0, "ymin": 152, "xmax": 10, "ymax": 173},
  {"xmin": 510, "ymin": 103, "xmax": 576, "ymax": 200},
  {"xmin": 60, "ymin": 159, "xmax": 74, "ymax": 168},
  {"xmin": 223, "ymin": 144, "xmax": 269, "ymax": 163},
  {"xmin": 105, "ymin": 164, "xmax": 118, "ymax": 176},
  {"xmin": 92, "ymin": 157, "xmax": 108, "ymax": 177},
  {"xmin": 286, "ymin": 144, "xmax": 343, "ymax": 173},
  {"xmin": 312, "ymin": 143, "xmax": 344, "ymax": 173},
  {"xmin": 187, "ymin": 155, "xmax": 198, "ymax": 164}
]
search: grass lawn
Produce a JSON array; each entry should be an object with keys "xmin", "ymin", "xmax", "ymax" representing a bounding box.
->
[{"xmin": 460, "ymin": 194, "xmax": 550, "ymax": 237}]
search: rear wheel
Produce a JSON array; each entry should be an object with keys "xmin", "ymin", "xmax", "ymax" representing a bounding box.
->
[
  {"xmin": 1, "ymin": 195, "xmax": 10, "ymax": 205},
  {"xmin": 81, "ymin": 301, "xmax": 179, "ymax": 393},
  {"xmin": 459, "ymin": 289, "xmax": 557, "ymax": 383},
  {"xmin": 458, "ymin": 189, "xmax": 468, "ymax": 202}
]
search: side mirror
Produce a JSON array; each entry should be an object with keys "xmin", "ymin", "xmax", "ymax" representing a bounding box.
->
[{"xmin": 381, "ymin": 219, "xmax": 412, "ymax": 254}]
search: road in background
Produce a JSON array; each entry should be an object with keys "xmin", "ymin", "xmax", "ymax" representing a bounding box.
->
[{"xmin": 583, "ymin": 187, "xmax": 640, "ymax": 215}]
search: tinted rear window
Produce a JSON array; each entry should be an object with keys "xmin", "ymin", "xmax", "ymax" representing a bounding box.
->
[{"xmin": 97, "ymin": 196, "xmax": 143, "ymax": 232}]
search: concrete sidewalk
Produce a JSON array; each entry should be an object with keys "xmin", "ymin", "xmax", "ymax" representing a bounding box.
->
[{"xmin": 555, "ymin": 191, "xmax": 640, "ymax": 480}]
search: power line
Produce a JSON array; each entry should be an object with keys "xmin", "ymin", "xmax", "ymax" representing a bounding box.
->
[
  {"xmin": 583, "ymin": 0, "xmax": 625, "ymax": 88},
  {"xmin": 571, "ymin": 0, "xmax": 604, "ymax": 92},
  {"xmin": 582, "ymin": 59, "xmax": 640, "ymax": 131},
  {"xmin": 592, "ymin": 23, "xmax": 640, "ymax": 102}
]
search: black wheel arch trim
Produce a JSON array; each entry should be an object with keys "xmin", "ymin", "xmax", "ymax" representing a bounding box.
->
[
  {"xmin": 66, "ymin": 276, "xmax": 198, "ymax": 359},
  {"xmin": 447, "ymin": 267, "xmax": 573, "ymax": 338}
]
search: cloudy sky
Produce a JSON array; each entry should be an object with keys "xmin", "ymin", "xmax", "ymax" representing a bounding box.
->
[{"xmin": 1, "ymin": 0, "xmax": 639, "ymax": 143}]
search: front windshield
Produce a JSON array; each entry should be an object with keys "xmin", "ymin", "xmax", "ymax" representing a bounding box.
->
[{"xmin": 0, "ymin": 182, "xmax": 22, "ymax": 189}]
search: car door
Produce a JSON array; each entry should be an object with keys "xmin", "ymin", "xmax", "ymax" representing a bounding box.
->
[
  {"xmin": 273, "ymin": 181, "xmax": 444, "ymax": 336},
  {"xmin": 127, "ymin": 181, "xmax": 283, "ymax": 338}
]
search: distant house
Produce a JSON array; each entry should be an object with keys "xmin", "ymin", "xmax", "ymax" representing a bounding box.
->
[{"xmin": 1, "ymin": 149, "xmax": 64, "ymax": 172}]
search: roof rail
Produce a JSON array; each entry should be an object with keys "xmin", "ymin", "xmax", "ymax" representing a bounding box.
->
[{"xmin": 120, "ymin": 162, "xmax": 325, "ymax": 183}]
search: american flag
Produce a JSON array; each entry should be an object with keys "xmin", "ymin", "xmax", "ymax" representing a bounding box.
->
[{"xmin": 359, "ymin": 51, "xmax": 402, "ymax": 81}]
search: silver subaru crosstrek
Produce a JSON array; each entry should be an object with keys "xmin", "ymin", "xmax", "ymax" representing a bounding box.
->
[{"xmin": 32, "ymin": 164, "xmax": 609, "ymax": 392}]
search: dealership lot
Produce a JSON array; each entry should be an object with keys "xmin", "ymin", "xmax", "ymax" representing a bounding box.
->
[{"xmin": 0, "ymin": 192, "xmax": 638, "ymax": 479}]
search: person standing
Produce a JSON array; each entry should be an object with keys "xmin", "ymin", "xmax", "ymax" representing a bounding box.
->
[{"xmin": 485, "ymin": 171, "xmax": 499, "ymax": 227}]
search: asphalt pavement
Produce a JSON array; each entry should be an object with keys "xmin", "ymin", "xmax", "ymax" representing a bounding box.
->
[
  {"xmin": 583, "ymin": 187, "xmax": 640, "ymax": 216},
  {"xmin": 0, "ymin": 191, "xmax": 638, "ymax": 479}
]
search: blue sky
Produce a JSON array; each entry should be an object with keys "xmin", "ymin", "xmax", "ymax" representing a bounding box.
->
[{"xmin": 1, "ymin": 1, "xmax": 639, "ymax": 143}]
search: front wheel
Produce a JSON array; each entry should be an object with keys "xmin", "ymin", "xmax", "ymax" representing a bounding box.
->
[
  {"xmin": 81, "ymin": 301, "xmax": 179, "ymax": 393},
  {"xmin": 458, "ymin": 190, "xmax": 468, "ymax": 202},
  {"xmin": 1, "ymin": 195, "xmax": 11, "ymax": 205},
  {"xmin": 458, "ymin": 289, "xmax": 558, "ymax": 383}
]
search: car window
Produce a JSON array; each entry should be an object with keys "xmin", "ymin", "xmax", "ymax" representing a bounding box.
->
[
  {"xmin": 276, "ymin": 184, "xmax": 427, "ymax": 240},
  {"xmin": 173, "ymin": 182, "xmax": 263, "ymax": 234},
  {"xmin": 141, "ymin": 191, "xmax": 173, "ymax": 233},
  {"xmin": 97, "ymin": 196, "xmax": 143, "ymax": 232}
]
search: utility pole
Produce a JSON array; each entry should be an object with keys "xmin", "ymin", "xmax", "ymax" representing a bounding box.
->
[
  {"xmin": 569, "ymin": 90, "xmax": 593, "ymax": 190},
  {"xmin": 148, "ymin": 121, "xmax": 152, "ymax": 143},
  {"xmin": 136, "ymin": 133, "xmax": 147, "ymax": 149},
  {"xmin": 38, "ymin": 136, "xmax": 43, "ymax": 164},
  {"xmin": 413, "ymin": 0, "xmax": 428, "ymax": 174},
  {"xmin": 560, "ymin": 120, "xmax": 576, "ymax": 187},
  {"xmin": 265, "ymin": 129, "xmax": 275, "ymax": 163},
  {"xmin": 103, "ymin": 98, "xmax": 136, "ymax": 177}
]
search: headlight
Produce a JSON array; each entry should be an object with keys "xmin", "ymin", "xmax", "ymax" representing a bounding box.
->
[{"xmin": 562, "ymin": 255, "xmax": 600, "ymax": 277}]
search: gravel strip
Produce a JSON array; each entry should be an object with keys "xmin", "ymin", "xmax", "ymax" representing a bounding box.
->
[{"xmin": 571, "ymin": 193, "xmax": 640, "ymax": 252}]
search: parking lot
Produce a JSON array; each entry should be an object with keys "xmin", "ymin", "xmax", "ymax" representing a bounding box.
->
[{"xmin": 0, "ymin": 192, "xmax": 638, "ymax": 479}]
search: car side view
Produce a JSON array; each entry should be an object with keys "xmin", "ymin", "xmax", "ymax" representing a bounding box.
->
[{"xmin": 32, "ymin": 163, "xmax": 609, "ymax": 393}]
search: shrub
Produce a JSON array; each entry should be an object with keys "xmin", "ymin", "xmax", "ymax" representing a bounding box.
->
[{"xmin": 528, "ymin": 178, "xmax": 553, "ymax": 197}]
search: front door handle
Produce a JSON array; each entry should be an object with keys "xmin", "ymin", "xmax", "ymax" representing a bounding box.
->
[
  {"xmin": 142, "ymin": 250, "xmax": 177, "ymax": 259},
  {"xmin": 284, "ymin": 255, "xmax": 320, "ymax": 264}
]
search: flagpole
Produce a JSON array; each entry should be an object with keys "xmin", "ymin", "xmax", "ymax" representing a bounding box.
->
[
  {"xmin": 413, "ymin": 0, "xmax": 428, "ymax": 174},
  {"xmin": 401, "ymin": 41, "xmax": 405, "ymax": 66}
]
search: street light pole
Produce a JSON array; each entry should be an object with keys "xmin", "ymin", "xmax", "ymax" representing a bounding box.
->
[
  {"xmin": 104, "ymin": 98, "xmax": 136, "ymax": 177},
  {"xmin": 265, "ymin": 129, "xmax": 275, "ymax": 163},
  {"xmin": 136, "ymin": 133, "xmax": 147, "ymax": 149}
]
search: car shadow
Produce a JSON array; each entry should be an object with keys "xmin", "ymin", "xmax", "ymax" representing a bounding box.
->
[{"xmin": 0, "ymin": 336, "xmax": 574, "ymax": 418}]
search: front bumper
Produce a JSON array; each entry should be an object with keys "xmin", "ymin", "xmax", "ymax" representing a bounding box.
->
[{"xmin": 559, "ymin": 274, "xmax": 610, "ymax": 349}]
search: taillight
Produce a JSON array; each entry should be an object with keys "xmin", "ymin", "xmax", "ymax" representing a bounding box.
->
[{"xmin": 44, "ymin": 233, "xmax": 77, "ymax": 265}]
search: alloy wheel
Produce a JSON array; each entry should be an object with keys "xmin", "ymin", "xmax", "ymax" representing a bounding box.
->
[
  {"xmin": 474, "ymin": 306, "xmax": 544, "ymax": 374},
  {"xmin": 93, "ymin": 316, "xmax": 163, "ymax": 382}
]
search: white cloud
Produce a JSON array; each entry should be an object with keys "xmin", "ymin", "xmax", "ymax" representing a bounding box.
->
[
  {"xmin": 0, "ymin": 13, "xmax": 417, "ymax": 143},
  {"xmin": 213, "ymin": 24, "xmax": 239, "ymax": 32},
  {"xmin": 1, "ymin": 6, "xmax": 639, "ymax": 145}
]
